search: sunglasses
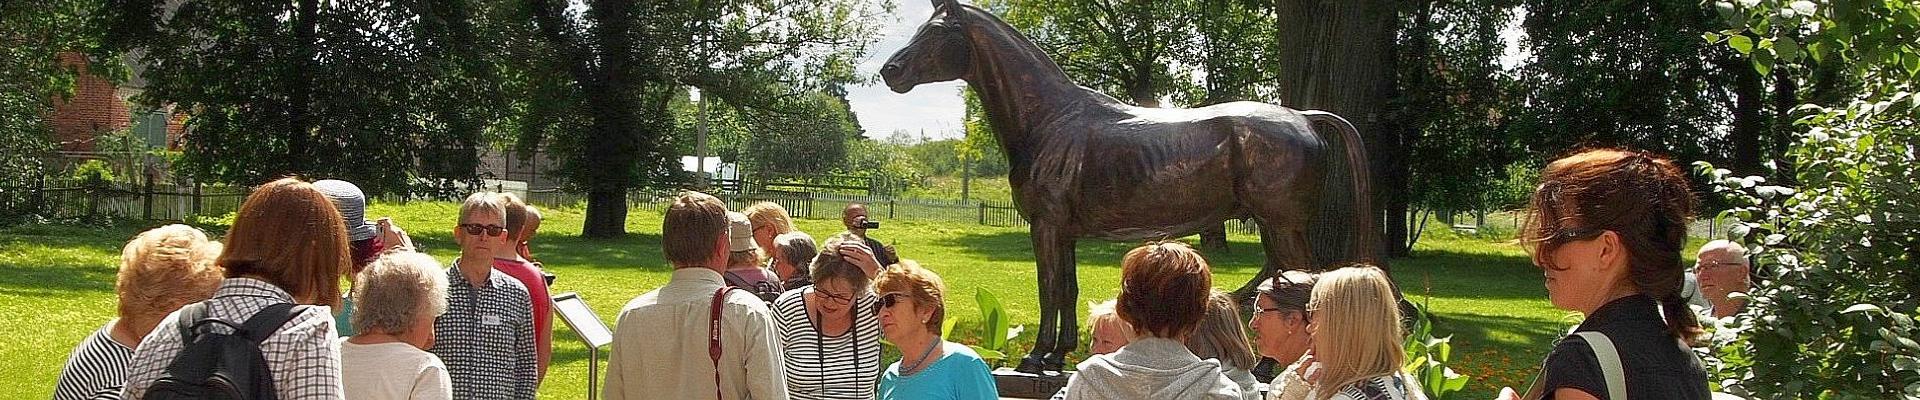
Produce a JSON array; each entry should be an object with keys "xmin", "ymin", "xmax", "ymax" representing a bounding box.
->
[
  {"xmin": 878, "ymin": 292, "xmax": 910, "ymax": 309},
  {"xmin": 458, "ymin": 223, "xmax": 507, "ymax": 237}
]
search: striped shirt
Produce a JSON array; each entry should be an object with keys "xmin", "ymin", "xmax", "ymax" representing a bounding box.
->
[
  {"xmin": 121, "ymin": 277, "xmax": 344, "ymax": 400},
  {"xmin": 430, "ymin": 261, "xmax": 538, "ymax": 400},
  {"xmin": 775, "ymin": 288, "xmax": 882, "ymax": 400},
  {"xmin": 53, "ymin": 322, "xmax": 133, "ymax": 400}
]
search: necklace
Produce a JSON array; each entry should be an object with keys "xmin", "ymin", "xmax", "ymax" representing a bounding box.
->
[{"xmin": 899, "ymin": 337, "xmax": 942, "ymax": 376}]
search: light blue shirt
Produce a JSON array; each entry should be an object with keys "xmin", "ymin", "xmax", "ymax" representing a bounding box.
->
[{"xmin": 878, "ymin": 341, "xmax": 998, "ymax": 400}]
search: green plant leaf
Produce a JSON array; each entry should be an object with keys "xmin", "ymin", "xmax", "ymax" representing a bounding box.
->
[
  {"xmin": 976, "ymin": 289, "xmax": 1011, "ymax": 350},
  {"xmin": 1729, "ymin": 34, "xmax": 1755, "ymax": 54}
]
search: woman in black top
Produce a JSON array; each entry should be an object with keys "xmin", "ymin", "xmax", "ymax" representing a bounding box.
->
[{"xmin": 1499, "ymin": 148, "xmax": 1711, "ymax": 400}]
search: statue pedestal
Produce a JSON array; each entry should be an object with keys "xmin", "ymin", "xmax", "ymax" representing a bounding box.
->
[{"xmin": 992, "ymin": 368, "xmax": 1071, "ymax": 399}]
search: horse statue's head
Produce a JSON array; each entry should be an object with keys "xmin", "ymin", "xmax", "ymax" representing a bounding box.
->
[{"xmin": 880, "ymin": 0, "xmax": 974, "ymax": 93}]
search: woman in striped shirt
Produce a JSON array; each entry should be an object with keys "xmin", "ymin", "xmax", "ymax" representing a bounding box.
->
[
  {"xmin": 775, "ymin": 233, "xmax": 884, "ymax": 400},
  {"xmin": 54, "ymin": 224, "xmax": 225, "ymax": 400}
]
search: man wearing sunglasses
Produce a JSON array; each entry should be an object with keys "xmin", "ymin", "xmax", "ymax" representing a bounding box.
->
[{"xmin": 431, "ymin": 192, "xmax": 539, "ymax": 400}]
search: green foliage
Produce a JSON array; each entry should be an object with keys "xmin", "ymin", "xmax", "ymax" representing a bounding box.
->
[
  {"xmin": 1404, "ymin": 300, "xmax": 1472, "ymax": 399},
  {"xmin": 1398, "ymin": 0, "xmax": 1522, "ymax": 215},
  {"xmin": 839, "ymin": 136, "xmax": 927, "ymax": 196},
  {"xmin": 70, "ymin": 160, "xmax": 115, "ymax": 188},
  {"xmin": 1695, "ymin": 95, "xmax": 1920, "ymax": 398},
  {"xmin": 1, "ymin": 0, "xmax": 113, "ymax": 190},
  {"xmin": 1696, "ymin": 0, "xmax": 1920, "ymax": 397},
  {"xmin": 111, "ymin": 0, "xmax": 514, "ymax": 195},
  {"xmin": 950, "ymin": 289, "xmax": 1023, "ymax": 367},
  {"xmin": 1512, "ymin": 0, "xmax": 1742, "ymax": 162}
]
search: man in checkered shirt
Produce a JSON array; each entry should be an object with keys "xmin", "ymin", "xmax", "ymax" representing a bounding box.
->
[{"xmin": 431, "ymin": 193, "xmax": 539, "ymax": 399}]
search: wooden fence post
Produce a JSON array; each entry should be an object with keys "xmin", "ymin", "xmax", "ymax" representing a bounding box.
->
[
  {"xmin": 978, "ymin": 202, "xmax": 986, "ymax": 225},
  {"xmin": 143, "ymin": 171, "xmax": 155, "ymax": 221}
]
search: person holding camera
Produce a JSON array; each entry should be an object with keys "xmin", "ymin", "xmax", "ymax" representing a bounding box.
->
[{"xmin": 841, "ymin": 203, "xmax": 898, "ymax": 268}]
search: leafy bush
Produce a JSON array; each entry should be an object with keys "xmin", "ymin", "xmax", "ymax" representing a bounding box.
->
[
  {"xmin": 1699, "ymin": 0, "xmax": 1920, "ymax": 397},
  {"xmin": 1403, "ymin": 300, "xmax": 1471, "ymax": 399},
  {"xmin": 1694, "ymin": 93, "xmax": 1920, "ymax": 398},
  {"xmin": 943, "ymin": 289, "xmax": 1025, "ymax": 368},
  {"xmin": 71, "ymin": 160, "xmax": 116, "ymax": 188}
]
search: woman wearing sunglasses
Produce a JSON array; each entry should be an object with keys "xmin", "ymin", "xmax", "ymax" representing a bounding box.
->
[
  {"xmin": 776, "ymin": 233, "xmax": 884, "ymax": 399},
  {"xmin": 1497, "ymin": 148, "xmax": 1709, "ymax": 400},
  {"xmin": 875, "ymin": 260, "xmax": 998, "ymax": 400}
]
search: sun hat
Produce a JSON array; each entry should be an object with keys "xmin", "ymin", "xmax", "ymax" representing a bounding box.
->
[
  {"xmin": 728, "ymin": 211, "xmax": 756, "ymax": 252},
  {"xmin": 313, "ymin": 179, "xmax": 376, "ymax": 242}
]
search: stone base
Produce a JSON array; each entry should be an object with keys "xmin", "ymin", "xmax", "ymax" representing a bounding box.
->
[{"xmin": 992, "ymin": 368, "xmax": 1071, "ymax": 399}]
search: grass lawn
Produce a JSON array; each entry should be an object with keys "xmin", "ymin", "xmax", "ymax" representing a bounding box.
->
[{"xmin": 0, "ymin": 200, "xmax": 1686, "ymax": 399}]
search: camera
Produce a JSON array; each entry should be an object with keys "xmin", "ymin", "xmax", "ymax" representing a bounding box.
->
[{"xmin": 860, "ymin": 220, "xmax": 881, "ymax": 229}]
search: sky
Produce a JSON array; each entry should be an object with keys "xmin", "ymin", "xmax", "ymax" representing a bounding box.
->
[
  {"xmin": 842, "ymin": 2, "xmax": 1532, "ymax": 141},
  {"xmin": 844, "ymin": 0, "xmax": 969, "ymax": 141}
]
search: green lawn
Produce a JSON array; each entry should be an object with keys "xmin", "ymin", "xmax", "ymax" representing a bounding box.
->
[{"xmin": 0, "ymin": 201, "xmax": 1635, "ymax": 399}]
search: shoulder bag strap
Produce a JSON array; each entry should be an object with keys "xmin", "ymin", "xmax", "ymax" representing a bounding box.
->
[
  {"xmin": 710, "ymin": 286, "xmax": 737, "ymax": 400},
  {"xmin": 1571, "ymin": 332, "xmax": 1628, "ymax": 400},
  {"xmin": 174, "ymin": 302, "xmax": 210, "ymax": 344}
]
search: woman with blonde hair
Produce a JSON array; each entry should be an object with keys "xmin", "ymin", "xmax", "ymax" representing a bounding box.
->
[
  {"xmin": 54, "ymin": 224, "xmax": 225, "ymax": 400},
  {"xmin": 122, "ymin": 177, "xmax": 353, "ymax": 399},
  {"xmin": 1188, "ymin": 291, "xmax": 1262, "ymax": 400},
  {"xmin": 1277, "ymin": 266, "xmax": 1425, "ymax": 400},
  {"xmin": 875, "ymin": 260, "xmax": 998, "ymax": 400}
]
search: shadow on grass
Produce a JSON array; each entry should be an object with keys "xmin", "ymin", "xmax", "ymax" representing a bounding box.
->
[
  {"xmin": 0, "ymin": 228, "xmax": 136, "ymax": 296},
  {"xmin": 934, "ymin": 231, "xmax": 1271, "ymax": 276},
  {"xmin": 408, "ymin": 232, "xmax": 670, "ymax": 272}
]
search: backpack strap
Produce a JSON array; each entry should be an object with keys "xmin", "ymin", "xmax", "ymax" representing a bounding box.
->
[
  {"xmin": 173, "ymin": 302, "xmax": 211, "ymax": 343},
  {"xmin": 1571, "ymin": 332, "xmax": 1628, "ymax": 400},
  {"xmin": 709, "ymin": 286, "xmax": 740, "ymax": 400},
  {"xmin": 239, "ymin": 303, "xmax": 306, "ymax": 343}
]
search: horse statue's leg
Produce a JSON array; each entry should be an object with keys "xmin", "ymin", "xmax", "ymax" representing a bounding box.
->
[
  {"xmin": 1048, "ymin": 236, "xmax": 1079, "ymax": 371},
  {"xmin": 1237, "ymin": 212, "xmax": 1314, "ymax": 300},
  {"xmin": 1017, "ymin": 224, "xmax": 1075, "ymax": 373}
]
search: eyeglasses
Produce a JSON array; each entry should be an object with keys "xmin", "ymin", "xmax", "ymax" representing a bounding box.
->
[
  {"xmin": 458, "ymin": 223, "xmax": 507, "ymax": 237},
  {"xmin": 814, "ymin": 288, "xmax": 855, "ymax": 306}
]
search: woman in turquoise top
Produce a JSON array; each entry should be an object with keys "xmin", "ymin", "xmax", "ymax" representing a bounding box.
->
[{"xmin": 873, "ymin": 260, "xmax": 999, "ymax": 400}]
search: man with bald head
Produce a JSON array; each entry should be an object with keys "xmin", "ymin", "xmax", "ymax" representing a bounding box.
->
[
  {"xmin": 843, "ymin": 203, "xmax": 899, "ymax": 268},
  {"xmin": 1694, "ymin": 240, "xmax": 1751, "ymax": 318}
]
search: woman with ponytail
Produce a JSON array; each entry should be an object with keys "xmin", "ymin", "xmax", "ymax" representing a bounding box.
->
[{"xmin": 1497, "ymin": 148, "xmax": 1710, "ymax": 400}]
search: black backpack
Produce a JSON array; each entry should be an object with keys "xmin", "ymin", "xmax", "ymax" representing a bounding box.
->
[{"xmin": 144, "ymin": 302, "xmax": 308, "ymax": 400}]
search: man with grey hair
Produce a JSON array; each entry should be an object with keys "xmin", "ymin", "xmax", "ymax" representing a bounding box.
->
[
  {"xmin": 1694, "ymin": 240, "xmax": 1752, "ymax": 318},
  {"xmin": 343, "ymin": 252, "xmax": 453, "ymax": 399},
  {"xmin": 432, "ymin": 192, "xmax": 538, "ymax": 399}
]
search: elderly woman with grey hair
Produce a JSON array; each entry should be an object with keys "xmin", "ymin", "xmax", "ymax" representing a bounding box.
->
[
  {"xmin": 341, "ymin": 252, "xmax": 453, "ymax": 400},
  {"xmin": 774, "ymin": 231, "xmax": 819, "ymax": 289}
]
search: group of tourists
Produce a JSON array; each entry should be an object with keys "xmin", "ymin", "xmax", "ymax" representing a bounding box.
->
[{"xmin": 50, "ymin": 147, "xmax": 1738, "ymax": 400}]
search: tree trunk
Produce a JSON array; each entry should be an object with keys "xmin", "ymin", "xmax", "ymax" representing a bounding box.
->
[
  {"xmin": 288, "ymin": 0, "xmax": 319, "ymax": 174},
  {"xmin": 583, "ymin": 189, "xmax": 628, "ymax": 237},
  {"xmin": 1725, "ymin": 55, "xmax": 1766, "ymax": 176},
  {"xmin": 1272, "ymin": 0, "xmax": 1398, "ymax": 261},
  {"xmin": 1769, "ymin": 64, "xmax": 1799, "ymax": 183}
]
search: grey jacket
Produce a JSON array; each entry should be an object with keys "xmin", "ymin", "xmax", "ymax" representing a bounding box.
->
[{"xmin": 1063, "ymin": 338, "xmax": 1242, "ymax": 400}]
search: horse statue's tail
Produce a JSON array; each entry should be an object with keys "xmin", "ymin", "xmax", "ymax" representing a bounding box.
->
[{"xmin": 1300, "ymin": 110, "xmax": 1384, "ymax": 269}]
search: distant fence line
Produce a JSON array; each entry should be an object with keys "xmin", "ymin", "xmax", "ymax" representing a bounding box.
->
[{"xmin": 1, "ymin": 178, "xmax": 1728, "ymax": 240}]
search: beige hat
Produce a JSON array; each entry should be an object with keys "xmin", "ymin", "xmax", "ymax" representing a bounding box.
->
[{"xmin": 727, "ymin": 211, "xmax": 756, "ymax": 252}]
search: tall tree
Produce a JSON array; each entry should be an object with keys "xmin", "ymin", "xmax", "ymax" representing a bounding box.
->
[
  {"xmin": 1271, "ymin": 0, "xmax": 1400, "ymax": 260},
  {"xmin": 0, "ymin": 0, "xmax": 112, "ymax": 194},
  {"xmin": 520, "ymin": 0, "xmax": 889, "ymax": 237},
  {"xmin": 108, "ymin": 0, "xmax": 508, "ymax": 195},
  {"xmin": 1001, "ymin": 0, "xmax": 1191, "ymax": 107}
]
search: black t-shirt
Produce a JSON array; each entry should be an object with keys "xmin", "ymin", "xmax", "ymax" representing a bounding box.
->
[
  {"xmin": 1542, "ymin": 294, "xmax": 1710, "ymax": 399},
  {"xmin": 864, "ymin": 235, "xmax": 899, "ymax": 267}
]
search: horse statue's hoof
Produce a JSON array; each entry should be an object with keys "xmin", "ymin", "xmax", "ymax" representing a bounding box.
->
[
  {"xmin": 1015, "ymin": 354, "xmax": 1051, "ymax": 374},
  {"xmin": 1043, "ymin": 355, "xmax": 1066, "ymax": 372}
]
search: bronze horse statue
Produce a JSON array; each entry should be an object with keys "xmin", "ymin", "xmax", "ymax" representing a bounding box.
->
[{"xmin": 881, "ymin": 0, "xmax": 1380, "ymax": 373}]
